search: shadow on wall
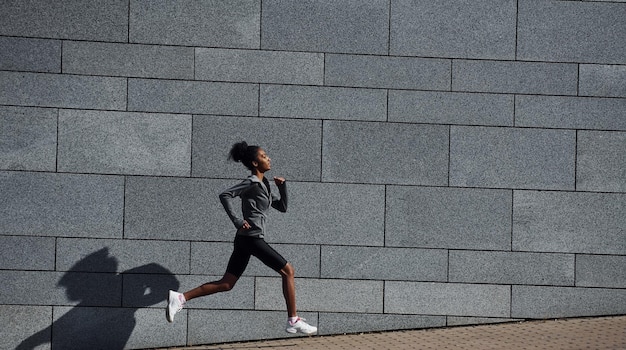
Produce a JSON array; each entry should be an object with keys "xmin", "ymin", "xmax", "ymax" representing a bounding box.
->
[{"xmin": 16, "ymin": 248, "xmax": 179, "ymax": 350}]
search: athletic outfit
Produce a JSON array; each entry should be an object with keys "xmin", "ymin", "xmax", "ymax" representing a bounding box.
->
[
  {"xmin": 219, "ymin": 175, "xmax": 288, "ymax": 277},
  {"xmin": 167, "ymin": 174, "xmax": 317, "ymax": 335}
]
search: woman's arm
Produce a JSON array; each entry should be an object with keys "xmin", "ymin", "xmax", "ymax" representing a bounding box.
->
[
  {"xmin": 219, "ymin": 179, "xmax": 250, "ymax": 228},
  {"xmin": 271, "ymin": 177, "xmax": 288, "ymax": 212}
]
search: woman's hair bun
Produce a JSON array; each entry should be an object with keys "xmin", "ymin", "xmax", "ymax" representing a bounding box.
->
[{"xmin": 228, "ymin": 141, "xmax": 249, "ymax": 163}]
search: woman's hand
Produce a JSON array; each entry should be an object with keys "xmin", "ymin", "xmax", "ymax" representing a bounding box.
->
[
  {"xmin": 241, "ymin": 220, "xmax": 251, "ymax": 230},
  {"xmin": 274, "ymin": 177, "xmax": 286, "ymax": 186}
]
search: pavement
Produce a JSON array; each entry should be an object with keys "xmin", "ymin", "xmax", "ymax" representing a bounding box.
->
[{"xmin": 153, "ymin": 315, "xmax": 626, "ymax": 350}]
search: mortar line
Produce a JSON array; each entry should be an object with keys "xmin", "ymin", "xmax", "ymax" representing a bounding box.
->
[
  {"xmin": 125, "ymin": 78, "xmax": 129, "ymax": 112},
  {"xmin": 510, "ymin": 190, "xmax": 514, "ymax": 251},
  {"xmin": 447, "ymin": 125, "xmax": 452, "ymax": 186},
  {"xmin": 573, "ymin": 253, "xmax": 577, "ymax": 287},
  {"xmin": 385, "ymin": 89, "xmax": 389, "ymax": 122},
  {"xmin": 318, "ymin": 245, "xmax": 322, "ymax": 279},
  {"xmin": 577, "ymin": 63, "xmax": 580, "ymax": 96},
  {"xmin": 55, "ymin": 109, "xmax": 60, "ymax": 172},
  {"xmin": 387, "ymin": 0, "xmax": 392, "ymax": 56},
  {"xmin": 122, "ymin": 176, "xmax": 127, "ymax": 239},
  {"xmin": 193, "ymin": 47, "xmax": 196, "ymax": 80},
  {"xmin": 514, "ymin": 0, "xmax": 519, "ymax": 60},
  {"xmin": 320, "ymin": 120, "xmax": 325, "ymax": 182},
  {"xmin": 446, "ymin": 249, "xmax": 450, "ymax": 282},
  {"xmin": 383, "ymin": 280, "xmax": 387, "ymax": 314},
  {"xmin": 127, "ymin": 0, "xmax": 130, "ymax": 43},
  {"xmin": 322, "ymin": 53, "xmax": 326, "ymax": 86},
  {"xmin": 574, "ymin": 130, "xmax": 579, "ymax": 191},
  {"xmin": 509, "ymin": 284, "xmax": 513, "ymax": 318},
  {"xmin": 189, "ymin": 114, "xmax": 194, "ymax": 177},
  {"xmin": 259, "ymin": 0, "xmax": 263, "ymax": 49},
  {"xmin": 513, "ymin": 95, "xmax": 516, "ymax": 127},
  {"xmin": 383, "ymin": 185, "xmax": 388, "ymax": 247}
]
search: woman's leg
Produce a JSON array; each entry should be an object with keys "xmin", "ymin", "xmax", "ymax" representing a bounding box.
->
[
  {"xmin": 279, "ymin": 263, "xmax": 297, "ymax": 317},
  {"xmin": 183, "ymin": 272, "xmax": 239, "ymax": 301},
  {"xmin": 279, "ymin": 262, "xmax": 317, "ymax": 334}
]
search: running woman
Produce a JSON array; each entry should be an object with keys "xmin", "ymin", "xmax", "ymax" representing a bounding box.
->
[{"xmin": 166, "ymin": 141, "xmax": 317, "ymax": 335}]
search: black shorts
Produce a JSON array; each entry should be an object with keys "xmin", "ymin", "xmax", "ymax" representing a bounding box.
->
[{"xmin": 225, "ymin": 235, "xmax": 288, "ymax": 278}]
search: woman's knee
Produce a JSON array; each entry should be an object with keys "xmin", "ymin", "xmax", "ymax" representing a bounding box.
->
[
  {"xmin": 219, "ymin": 274, "xmax": 239, "ymax": 291},
  {"xmin": 280, "ymin": 263, "xmax": 295, "ymax": 278},
  {"xmin": 220, "ymin": 281, "xmax": 235, "ymax": 292}
]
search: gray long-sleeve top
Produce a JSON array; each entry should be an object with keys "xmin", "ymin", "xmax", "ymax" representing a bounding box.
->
[{"xmin": 219, "ymin": 175, "xmax": 287, "ymax": 238}]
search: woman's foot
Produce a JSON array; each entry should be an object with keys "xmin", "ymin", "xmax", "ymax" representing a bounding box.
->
[
  {"xmin": 286, "ymin": 317, "xmax": 317, "ymax": 335},
  {"xmin": 166, "ymin": 290, "xmax": 185, "ymax": 323}
]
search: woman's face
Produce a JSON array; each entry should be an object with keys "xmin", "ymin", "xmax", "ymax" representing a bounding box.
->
[{"xmin": 254, "ymin": 148, "xmax": 271, "ymax": 173}]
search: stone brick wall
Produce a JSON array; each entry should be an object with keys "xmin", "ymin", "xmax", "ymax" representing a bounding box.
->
[{"xmin": 1, "ymin": 1, "xmax": 624, "ymax": 349}]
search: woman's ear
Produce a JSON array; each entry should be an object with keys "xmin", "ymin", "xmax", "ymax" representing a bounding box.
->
[{"xmin": 251, "ymin": 160, "xmax": 258, "ymax": 168}]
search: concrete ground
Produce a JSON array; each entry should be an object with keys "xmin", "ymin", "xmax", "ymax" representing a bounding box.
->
[{"xmin": 154, "ymin": 315, "xmax": 626, "ymax": 350}]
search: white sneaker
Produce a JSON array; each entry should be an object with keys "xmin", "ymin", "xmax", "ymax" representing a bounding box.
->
[
  {"xmin": 286, "ymin": 317, "xmax": 317, "ymax": 335},
  {"xmin": 166, "ymin": 290, "xmax": 185, "ymax": 323}
]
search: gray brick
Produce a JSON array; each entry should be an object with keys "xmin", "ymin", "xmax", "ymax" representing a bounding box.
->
[
  {"xmin": 449, "ymin": 251, "xmax": 575, "ymax": 286},
  {"xmin": 452, "ymin": 60, "xmax": 577, "ymax": 95},
  {"xmin": 269, "ymin": 182, "xmax": 385, "ymax": 246},
  {"xmin": 190, "ymin": 242, "xmax": 232, "ymax": 275},
  {"xmin": 261, "ymin": 0, "xmax": 388, "ymax": 55},
  {"xmin": 0, "ymin": 236, "xmax": 55, "ymax": 271},
  {"xmin": 325, "ymin": 54, "xmax": 451, "ymax": 90},
  {"xmin": 391, "ymin": 0, "xmax": 516, "ymax": 60},
  {"xmin": 0, "ymin": 71, "xmax": 126, "ymax": 110},
  {"xmin": 191, "ymin": 115, "xmax": 322, "ymax": 181},
  {"xmin": 256, "ymin": 277, "xmax": 383, "ymax": 313},
  {"xmin": 130, "ymin": 0, "xmax": 259, "ymax": 48},
  {"xmin": 122, "ymin": 272, "xmax": 181, "ymax": 308},
  {"xmin": 577, "ymin": 131, "xmax": 626, "ymax": 193},
  {"xmin": 385, "ymin": 282, "xmax": 510, "ymax": 317},
  {"xmin": 323, "ymin": 121, "xmax": 449, "ymax": 185},
  {"xmin": 576, "ymin": 255, "xmax": 626, "ymax": 288},
  {"xmin": 450, "ymin": 126, "xmax": 576, "ymax": 190},
  {"xmin": 516, "ymin": 95, "xmax": 626, "ymax": 131},
  {"xmin": 196, "ymin": 48, "xmax": 323, "ymax": 85},
  {"xmin": 260, "ymin": 85, "xmax": 387, "ymax": 121},
  {"xmin": 51, "ymin": 306, "xmax": 185, "ymax": 350},
  {"xmin": 319, "ymin": 313, "xmax": 445, "ymax": 335},
  {"xmin": 128, "ymin": 78, "xmax": 257, "ymax": 116},
  {"xmin": 63, "ymin": 41, "xmax": 194, "ymax": 79},
  {"xmin": 386, "ymin": 186, "xmax": 511, "ymax": 250},
  {"xmin": 191, "ymin": 242, "xmax": 320, "ymax": 278},
  {"xmin": 517, "ymin": 0, "xmax": 626, "ymax": 64},
  {"xmin": 123, "ymin": 308, "xmax": 187, "ymax": 349},
  {"xmin": 162, "ymin": 275, "xmax": 254, "ymax": 311},
  {"xmin": 512, "ymin": 286, "xmax": 626, "ymax": 319},
  {"xmin": 0, "ymin": 0, "xmax": 128, "ymax": 41},
  {"xmin": 0, "ymin": 271, "xmax": 120, "ymax": 306},
  {"xmin": 321, "ymin": 246, "xmax": 447, "ymax": 281},
  {"xmin": 513, "ymin": 191, "xmax": 626, "ymax": 254},
  {"xmin": 124, "ymin": 177, "xmax": 234, "ymax": 241},
  {"xmin": 0, "ymin": 37, "xmax": 60, "ymax": 72},
  {"xmin": 388, "ymin": 90, "xmax": 513, "ymax": 126},
  {"xmin": 189, "ymin": 310, "xmax": 317, "ymax": 344},
  {"xmin": 0, "ymin": 106, "xmax": 57, "ymax": 172},
  {"xmin": 580, "ymin": 65, "xmax": 626, "ymax": 98},
  {"xmin": 56, "ymin": 239, "xmax": 189, "ymax": 274},
  {"xmin": 1, "ymin": 305, "xmax": 52, "ymax": 350},
  {"xmin": 0, "ymin": 172, "xmax": 124, "ymax": 238},
  {"xmin": 57, "ymin": 110, "xmax": 192, "ymax": 176}
]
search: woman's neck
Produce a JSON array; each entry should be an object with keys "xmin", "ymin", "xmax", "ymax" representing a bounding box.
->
[{"xmin": 252, "ymin": 169, "xmax": 264, "ymax": 181}]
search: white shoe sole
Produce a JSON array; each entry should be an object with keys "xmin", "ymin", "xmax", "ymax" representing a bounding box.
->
[
  {"xmin": 166, "ymin": 290, "xmax": 176, "ymax": 323},
  {"xmin": 286, "ymin": 326, "xmax": 317, "ymax": 335}
]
